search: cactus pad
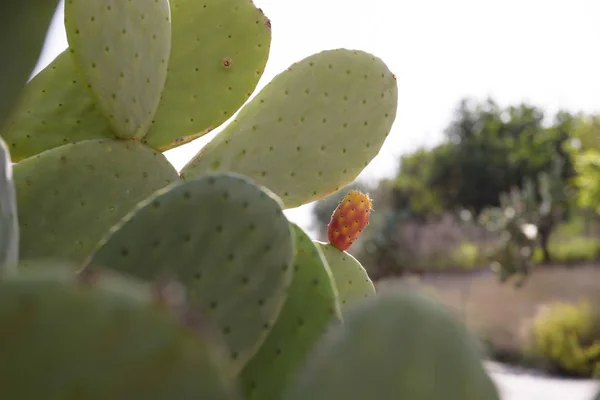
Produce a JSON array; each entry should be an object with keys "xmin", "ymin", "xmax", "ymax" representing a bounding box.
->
[
  {"xmin": 0, "ymin": 0, "xmax": 60, "ymax": 129},
  {"xmin": 85, "ymin": 173, "xmax": 295, "ymax": 374},
  {"xmin": 315, "ymin": 242, "xmax": 375, "ymax": 312},
  {"xmin": 14, "ymin": 138, "xmax": 179, "ymax": 263},
  {"xmin": 1, "ymin": 51, "xmax": 114, "ymax": 162},
  {"xmin": 0, "ymin": 264, "xmax": 239, "ymax": 399},
  {"xmin": 64, "ymin": 0, "xmax": 171, "ymax": 139},
  {"xmin": 283, "ymin": 290, "xmax": 501, "ymax": 400},
  {"xmin": 0, "ymin": 138, "xmax": 18, "ymax": 271},
  {"xmin": 241, "ymin": 224, "xmax": 342, "ymax": 400},
  {"xmin": 143, "ymin": 0, "xmax": 272, "ymax": 150},
  {"xmin": 181, "ymin": 49, "xmax": 398, "ymax": 208}
]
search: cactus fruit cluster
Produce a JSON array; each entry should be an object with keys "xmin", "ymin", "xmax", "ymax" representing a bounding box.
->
[{"xmin": 0, "ymin": 0, "xmax": 507, "ymax": 399}]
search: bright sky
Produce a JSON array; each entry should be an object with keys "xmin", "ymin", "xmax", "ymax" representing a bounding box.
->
[{"xmin": 34, "ymin": 0, "xmax": 600, "ymax": 236}]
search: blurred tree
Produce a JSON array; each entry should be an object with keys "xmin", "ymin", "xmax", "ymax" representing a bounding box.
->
[
  {"xmin": 425, "ymin": 98, "xmax": 575, "ymax": 215},
  {"xmin": 567, "ymin": 114, "xmax": 600, "ymax": 219},
  {"xmin": 311, "ymin": 98, "xmax": 580, "ymax": 271}
]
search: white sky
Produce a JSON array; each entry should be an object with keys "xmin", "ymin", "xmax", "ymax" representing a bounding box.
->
[{"xmin": 34, "ymin": 0, "xmax": 600, "ymax": 236}]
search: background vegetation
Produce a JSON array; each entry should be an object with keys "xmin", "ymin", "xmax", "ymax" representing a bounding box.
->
[{"xmin": 312, "ymin": 97, "xmax": 600, "ymax": 378}]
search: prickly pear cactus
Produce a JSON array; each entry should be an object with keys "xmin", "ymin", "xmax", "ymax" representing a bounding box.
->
[
  {"xmin": 15, "ymin": 139, "xmax": 179, "ymax": 263},
  {"xmin": 0, "ymin": 263, "xmax": 238, "ymax": 399},
  {"xmin": 0, "ymin": 138, "xmax": 18, "ymax": 271},
  {"xmin": 316, "ymin": 242, "xmax": 376, "ymax": 312},
  {"xmin": 327, "ymin": 190, "xmax": 372, "ymax": 251},
  {"xmin": 283, "ymin": 290, "xmax": 501, "ymax": 400},
  {"xmin": 181, "ymin": 49, "xmax": 398, "ymax": 208},
  {"xmin": 84, "ymin": 173, "xmax": 295, "ymax": 374},
  {"xmin": 64, "ymin": 0, "xmax": 172, "ymax": 138},
  {"xmin": 0, "ymin": 0, "xmax": 60, "ymax": 129},
  {"xmin": 3, "ymin": 0, "xmax": 399, "ymax": 267},
  {"xmin": 1, "ymin": 51, "xmax": 114, "ymax": 161},
  {"xmin": 143, "ymin": 0, "xmax": 272, "ymax": 150},
  {"xmin": 241, "ymin": 224, "xmax": 342, "ymax": 400}
]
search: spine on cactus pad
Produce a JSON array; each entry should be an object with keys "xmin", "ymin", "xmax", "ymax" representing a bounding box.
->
[{"xmin": 327, "ymin": 190, "xmax": 371, "ymax": 251}]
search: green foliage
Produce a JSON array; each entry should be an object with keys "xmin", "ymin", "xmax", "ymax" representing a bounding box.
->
[
  {"xmin": 84, "ymin": 173, "xmax": 295, "ymax": 374},
  {"xmin": 479, "ymin": 157, "xmax": 568, "ymax": 284},
  {"xmin": 0, "ymin": 138, "xmax": 18, "ymax": 271},
  {"xmin": 479, "ymin": 186, "xmax": 538, "ymax": 285},
  {"xmin": 391, "ymin": 145, "xmax": 448, "ymax": 217},
  {"xmin": 0, "ymin": 1, "xmax": 60, "ymax": 129},
  {"xmin": 532, "ymin": 236, "xmax": 600, "ymax": 264},
  {"xmin": 449, "ymin": 242, "xmax": 482, "ymax": 269},
  {"xmin": 394, "ymin": 99, "xmax": 575, "ymax": 215},
  {"xmin": 574, "ymin": 150, "xmax": 600, "ymax": 214},
  {"xmin": 283, "ymin": 290, "xmax": 501, "ymax": 400},
  {"xmin": 531, "ymin": 300, "xmax": 600, "ymax": 378}
]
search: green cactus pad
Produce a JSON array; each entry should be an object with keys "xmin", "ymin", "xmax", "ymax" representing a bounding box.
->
[
  {"xmin": 1, "ymin": 51, "xmax": 114, "ymax": 162},
  {"xmin": 85, "ymin": 173, "xmax": 295, "ymax": 374},
  {"xmin": 64, "ymin": 0, "xmax": 171, "ymax": 138},
  {"xmin": 241, "ymin": 224, "xmax": 342, "ymax": 400},
  {"xmin": 143, "ymin": 0, "xmax": 271, "ymax": 150},
  {"xmin": 315, "ymin": 242, "xmax": 375, "ymax": 312},
  {"xmin": 0, "ymin": 139, "xmax": 18, "ymax": 271},
  {"xmin": 283, "ymin": 290, "xmax": 501, "ymax": 400},
  {"xmin": 180, "ymin": 49, "xmax": 398, "ymax": 208},
  {"xmin": 0, "ymin": 0, "xmax": 60, "ymax": 129},
  {"xmin": 14, "ymin": 138, "xmax": 179, "ymax": 263},
  {"xmin": 0, "ymin": 264, "xmax": 239, "ymax": 400}
]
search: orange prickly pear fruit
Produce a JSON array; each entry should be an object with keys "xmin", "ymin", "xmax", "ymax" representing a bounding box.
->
[{"xmin": 327, "ymin": 190, "xmax": 372, "ymax": 251}]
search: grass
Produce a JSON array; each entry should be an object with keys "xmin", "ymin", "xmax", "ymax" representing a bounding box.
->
[{"xmin": 376, "ymin": 264, "xmax": 600, "ymax": 374}]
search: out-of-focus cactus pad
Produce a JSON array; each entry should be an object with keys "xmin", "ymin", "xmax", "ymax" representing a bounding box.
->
[
  {"xmin": 85, "ymin": 173, "xmax": 294, "ymax": 374},
  {"xmin": 315, "ymin": 242, "xmax": 375, "ymax": 312},
  {"xmin": 64, "ymin": 0, "xmax": 172, "ymax": 138},
  {"xmin": 283, "ymin": 290, "xmax": 501, "ymax": 400},
  {"xmin": 0, "ymin": 0, "xmax": 60, "ymax": 129},
  {"xmin": 0, "ymin": 51, "xmax": 114, "ymax": 162},
  {"xmin": 14, "ymin": 139, "xmax": 179, "ymax": 263},
  {"xmin": 0, "ymin": 264, "xmax": 239, "ymax": 399},
  {"xmin": 241, "ymin": 224, "xmax": 342, "ymax": 400},
  {"xmin": 181, "ymin": 49, "xmax": 398, "ymax": 209},
  {"xmin": 0, "ymin": 138, "xmax": 18, "ymax": 270},
  {"xmin": 143, "ymin": 0, "xmax": 272, "ymax": 150}
]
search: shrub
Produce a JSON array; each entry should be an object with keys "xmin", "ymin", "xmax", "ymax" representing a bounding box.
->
[
  {"xmin": 532, "ymin": 236, "xmax": 600, "ymax": 264},
  {"xmin": 530, "ymin": 300, "xmax": 600, "ymax": 377}
]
